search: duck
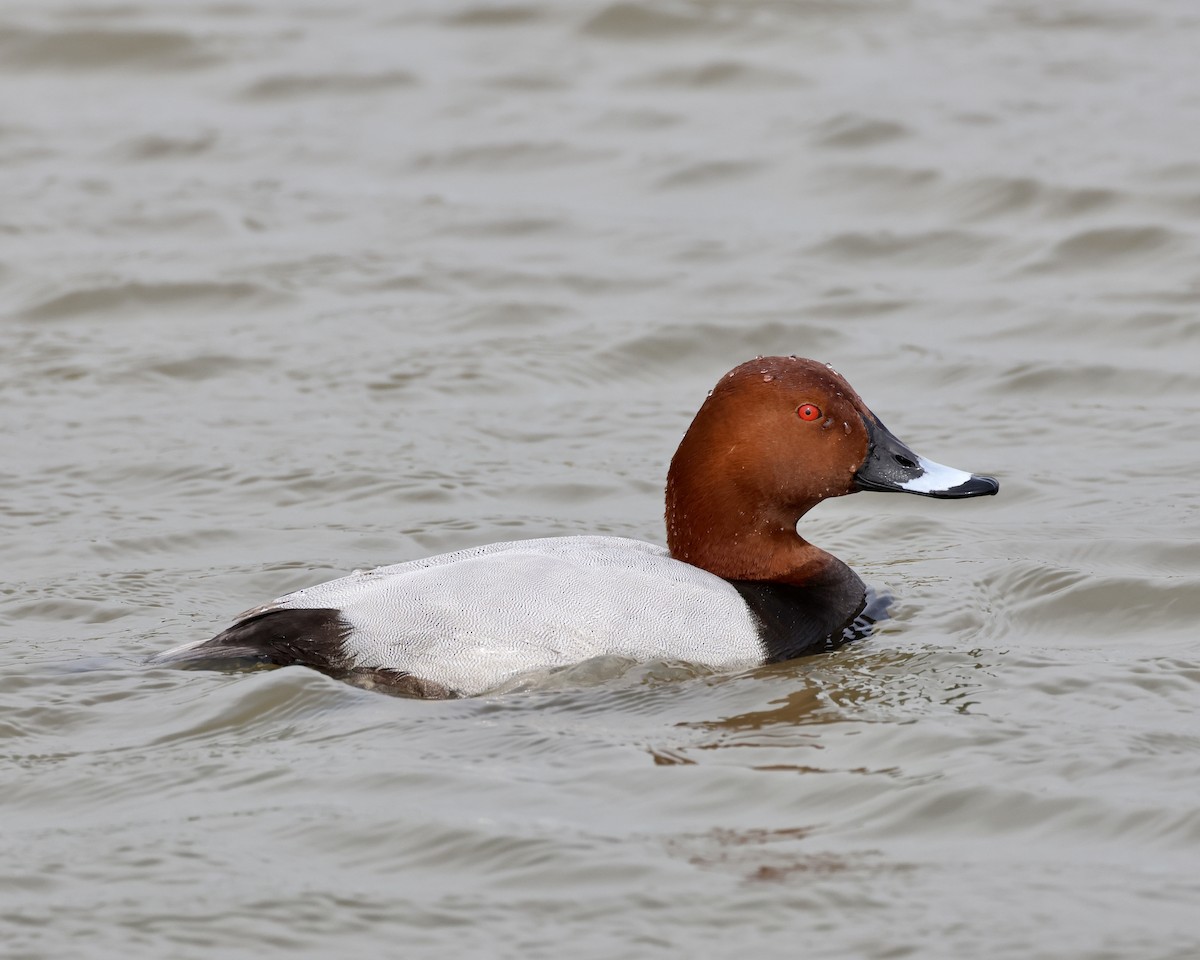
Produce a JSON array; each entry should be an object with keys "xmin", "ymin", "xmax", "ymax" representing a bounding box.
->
[{"xmin": 151, "ymin": 356, "xmax": 998, "ymax": 697}]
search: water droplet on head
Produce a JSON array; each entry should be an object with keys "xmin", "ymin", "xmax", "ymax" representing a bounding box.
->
[
  {"xmin": 843, "ymin": 422, "xmax": 851, "ymax": 434},
  {"xmin": 762, "ymin": 374, "xmax": 773, "ymax": 382},
  {"xmin": 706, "ymin": 388, "xmax": 713, "ymax": 397},
  {"xmin": 755, "ymin": 355, "xmax": 764, "ymax": 360}
]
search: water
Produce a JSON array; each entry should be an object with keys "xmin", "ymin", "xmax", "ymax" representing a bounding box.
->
[{"xmin": 4, "ymin": 1, "xmax": 1200, "ymax": 957}]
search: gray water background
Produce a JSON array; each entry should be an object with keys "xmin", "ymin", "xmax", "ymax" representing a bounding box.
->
[{"xmin": 3, "ymin": 1, "xmax": 1200, "ymax": 957}]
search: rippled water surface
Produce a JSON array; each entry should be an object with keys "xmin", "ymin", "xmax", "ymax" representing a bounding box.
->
[{"xmin": 4, "ymin": 1, "xmax": 1200, "ymax": 957}]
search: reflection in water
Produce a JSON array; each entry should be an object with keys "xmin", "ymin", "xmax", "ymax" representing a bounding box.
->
[
  {"xmin": 665, "ymin": 824, "xmax": 907, "ymax": 885},
  {"xmin": 690, "ymin": 647, "xmax": 985, "ymax": 732}
]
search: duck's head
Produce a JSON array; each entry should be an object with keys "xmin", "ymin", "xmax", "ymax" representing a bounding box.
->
[{"xmin": 665, "ymin": 356, "xmax": 998, "ymax": 579}]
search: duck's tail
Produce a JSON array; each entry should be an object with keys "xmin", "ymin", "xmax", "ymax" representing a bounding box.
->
[{"xmin": 148, "ymin": 607, "xmax": 352, "ymax": 672}]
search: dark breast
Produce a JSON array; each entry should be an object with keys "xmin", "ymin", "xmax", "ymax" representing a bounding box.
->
[{"xmin": 728, "ymin": 570, "xmax": 889, "ymax": 662}]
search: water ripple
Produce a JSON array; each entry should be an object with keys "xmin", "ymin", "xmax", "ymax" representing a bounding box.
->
[
  {"xmin": 0, "ymin": 25, "xmax": 219, "ymax": 70},
  {"xmin": 19, "ymin": 280, "xmax": 283, "ymax": 321},
  {"xmin": 240, "ymin": 71, "xmax": 418, "ymax": 101}
]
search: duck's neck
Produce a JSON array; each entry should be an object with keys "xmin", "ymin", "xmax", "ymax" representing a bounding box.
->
[{"xmin": 665, "ymin": 473, "xmax": 849, "ymax": 588}]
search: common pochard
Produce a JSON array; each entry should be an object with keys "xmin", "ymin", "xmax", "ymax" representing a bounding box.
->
[{"xmin": 152, "ymin": 356, "xmax": 998, "ymax": 697}]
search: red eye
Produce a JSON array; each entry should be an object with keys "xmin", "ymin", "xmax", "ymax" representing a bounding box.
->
[{"xmin": 797, "ymin": 403, "xmax": 821, "ymax": 421}]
